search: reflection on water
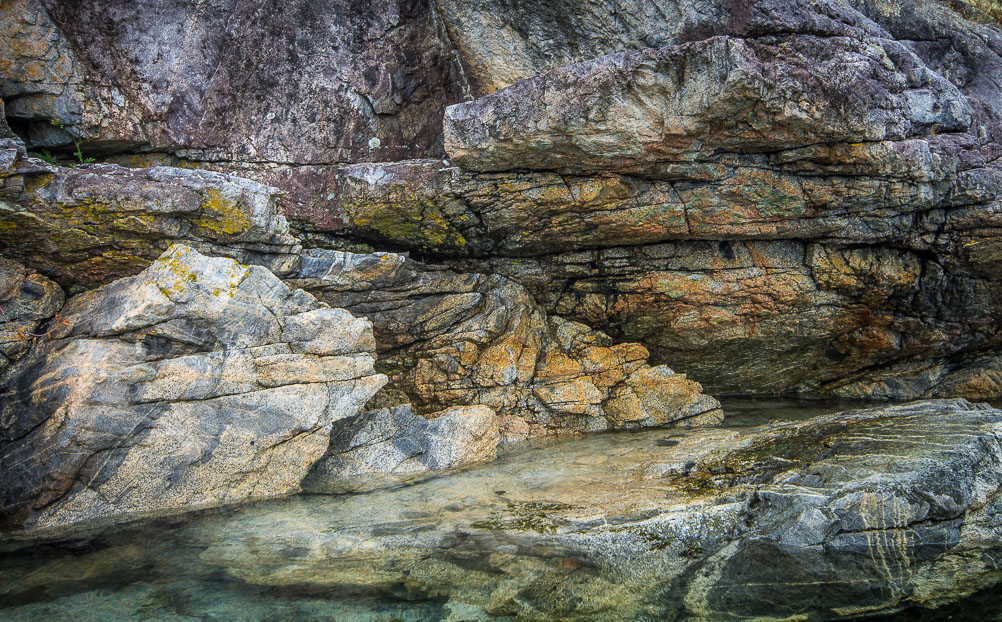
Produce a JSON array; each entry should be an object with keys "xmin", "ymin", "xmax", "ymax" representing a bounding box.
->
[{"xmin": 1, "ymin": 397, "xmax": 1000, "ymax": 621}]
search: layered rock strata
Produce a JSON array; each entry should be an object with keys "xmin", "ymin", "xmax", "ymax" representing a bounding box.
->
[
  {"xmin": 0, "ymin": 245, "xmax": 385, "ymax": 533},
  {"xmin": 290, "ymin": 249, "xmax": 722, "ymax": 442},
  {"xmin": 334, "ymin": 26, "xmax": 1002, "ymax": 398},
  {"xmin": 0, "ymin": 139, "xmax": 300, "ymax": 291},
  {"xmin": 0, "ymin": 0, "xmax": 468, "ymax": 224},
  {"xmin": 4, "ymin": 0, "xmax": 1002, "ymax": 399}
]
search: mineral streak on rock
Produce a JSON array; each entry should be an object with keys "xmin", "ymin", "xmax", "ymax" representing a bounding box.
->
[{"xmin": 0, "ymin": 245, "xmax": 385, "ymax": 534}]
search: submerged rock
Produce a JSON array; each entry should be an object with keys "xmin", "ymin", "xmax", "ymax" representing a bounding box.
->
[
  {"xmin": 0, "ymin": 245, "xmax": 385, "ymax": 534},
  {"xmin": 303, "ymin": 403, "xmax": 500, "ymax": 494},
  {"xmin": 289, "ymin": 249, "xmax": 721, "ymax": 441},
  {"xmin": 170, "ymin": 399, "xmax": 1002, "ymax": 620}
]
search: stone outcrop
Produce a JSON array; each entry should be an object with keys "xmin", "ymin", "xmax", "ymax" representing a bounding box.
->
[
  {"xmin": 0, "ymin": 139, "xmax": 300, "ymax": 290},
  {"xmin": 290, "ymin": 249, "xmax": 722, "ymax": 442},
  {"xmin": 0, "ymin": 0, "xmax": 468, "ymax": 224},
  {"xmin": 7, "ymin": 399, "xmax": 998, "ymax": 619},
  {"xmin": 302, "ymin": 403, "xmax": 499, "ymax": 494},
  {"xmin": 331, "ymin": 13, "xmax": 1002, "ymax": 398},
  {"xmin": 443, "ymin": 35, "xmax": 970, "ymax": 173},
  {"xmin": 0, "ymin": 257, "xmax": 63, "ymax": 377},
  {"xmin": 0, "ymin": 245, "xmax": 385, "ymax": 534}
]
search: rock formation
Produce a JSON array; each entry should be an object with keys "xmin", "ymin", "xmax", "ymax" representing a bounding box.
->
[
  {"xmin": 6, "ymin": 0, "xmax": 998, "ymax": 399},
  {"xmin": 0, "ymin": 139, "xmax": 300, "ymax": 291},
  {"xmin": 291, "ymin": 249, "xmax": 721, "ymax": 441},
  {"xmin": 187, "ymin": 400, "xmax": 1002, "ymax": 619},
  {"xmin": 0, "ymin": 257, "xmax": 62, "ymax": 377},
  {"xmin": 302, "ymin": 403, "xmax": 499, "ymax": 493},
  {"xmin": 0, "ymin": 245, "xmax": 385, "ymax": 533}
]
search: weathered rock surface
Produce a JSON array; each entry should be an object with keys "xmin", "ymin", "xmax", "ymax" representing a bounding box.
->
[
  {"xmin": 290, "ymin": 249, "xmax": 722, "ymax": 441},
  {"xmin": 303, "ymin": 403, "xmax": 499, "ymax": 494},
  {"xmin": 331, "ymin": 6, "xmax": 1002, "ymax": 399},
  {"xmin": 0, "ymin": 257, "xmax": 62, "ymax": 377},
  {"xmin": 444, "ymin": 35, "xmax": 970, "ymax": 173},
  {"xmin": 0, "ymin": 245, "xmax": 386, "ymax": 534},
  {"xmin": 6, "ymin": 399, "xmax": 998, "ymax": 619},
  {"xmin": 433, "ymin": 0, "xmax": 891, "ymax": 96},
  {"xmin": 3, "ymin": 0, "xmax": 1002, "ymax": 400},
  {"xmin": 0, "ymin": 139, "xmax": 300, "ymax": 290},
  {"xmin": 0, "ymin": 0, "xmax": 468, "ymax": 224}
]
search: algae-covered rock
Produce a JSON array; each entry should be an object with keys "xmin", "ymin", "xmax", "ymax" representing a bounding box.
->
[{"xmin": 0, "ymin": 245, "xmax": 385, "ymax": 534}]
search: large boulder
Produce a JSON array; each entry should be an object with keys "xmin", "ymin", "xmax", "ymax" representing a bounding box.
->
[
  {"xmin": 0, "ymin": 245, "xmax": 386, "ymax": 534},
  {"xmin": 290, "ymin": 249, "xmax": 721, "ymax": 442}
]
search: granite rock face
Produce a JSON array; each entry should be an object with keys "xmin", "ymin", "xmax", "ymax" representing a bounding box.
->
[
  {"xmin": 19, "ymin": 399, "xmax": 990, "ymax": 620},
  {"xmin": 0, "ymin": 245, "xmax": 385, "ymax": 534},
  {"xmin": 303, "ymin": 403, "xmax": 499, "ymax": 494},
  {"xmin": 0, "ymin": 139, "xmax": 300, "ymax": 290},
  {"xmin": 290, "ymin": 249, "xmax": 722, "ymax": 442}
]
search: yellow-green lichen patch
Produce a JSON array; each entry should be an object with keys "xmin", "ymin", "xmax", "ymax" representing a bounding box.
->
[
  {"xmin": 345, "ymin": 194, "xmax": 468, "ymax": 254},
  {"xmin": 192, "ymin": 188, "xmax": 251, "ymax": 238}
]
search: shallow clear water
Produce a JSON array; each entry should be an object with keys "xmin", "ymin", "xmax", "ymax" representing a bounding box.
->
[{"xmin": 1, "ymin": 397, "xmax": 1000, "ymax": 621}]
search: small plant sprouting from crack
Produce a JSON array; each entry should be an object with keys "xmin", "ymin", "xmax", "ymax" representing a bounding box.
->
[{"xmin": 29, "ymin": 120, "xmax": 95, "ymax": 166}]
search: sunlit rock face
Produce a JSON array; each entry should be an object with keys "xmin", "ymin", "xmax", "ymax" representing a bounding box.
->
[{"xmin": 0, "ymin": 245, "xmax": 385, "ymax": 534}]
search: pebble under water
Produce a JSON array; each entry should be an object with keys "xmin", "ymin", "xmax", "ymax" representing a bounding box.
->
[{"xmin": 1, "ymin": 398, "xmax": 1000, "ymax": 621}]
